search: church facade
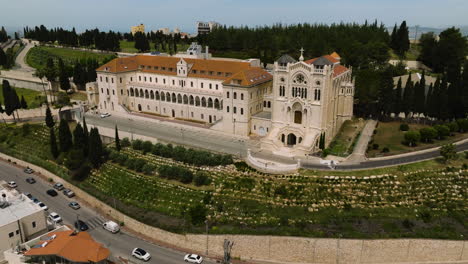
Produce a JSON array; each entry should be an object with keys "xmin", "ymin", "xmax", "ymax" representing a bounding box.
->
[{"xmin": 90, "ymin": 49, "xmax": 354, "ymax": 157}]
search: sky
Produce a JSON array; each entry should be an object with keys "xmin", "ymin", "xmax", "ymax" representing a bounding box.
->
[{"xmin": 2, "ymin": 0, "xmax": 468, "ymax": 33}]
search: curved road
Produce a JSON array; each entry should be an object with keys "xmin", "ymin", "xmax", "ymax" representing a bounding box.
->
[{"xmin": 0, "ymin": 160, "xmax": 215, "ymax": 264}]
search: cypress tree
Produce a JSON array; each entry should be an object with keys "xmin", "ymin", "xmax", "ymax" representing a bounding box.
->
[
  {"xmin": 50, "ymin": 128, "xmax": 59, "ymax": 159},
  {"xmin": 396, "ymin": 21, "xmax": 410, "ymax": 56},
  {"xmin": 378, "ymin": 68, "xmax": 394, "ymax": 116},
  {"xmin": 428, "ymin": 78, "xmax": 441, "ymax": 118},
  {"xmin": 462, "ymin": 60, "xmax": 468, "ymax": 115},
  {"xmin": 115, "ymin": 125, "xmax": 121, "ymax": 152},
  {"xmin": 58, "ymin": 58, "xmax": 70, "ymax": 91},
  {"xmin": 88, "ymin": 127, "xmax": 103, "ymax": 168},
  {"xmin": 393, "ymin": 77, "xmax": 403, "ymax": 117},
  {"xmin": 414, "ymin": 72, "xmax": 426, "ymax": 115},
  {"xmin": 390, "ymin": 24, "xmax": 398, "ymax": 50},
  {"xmin": 45, "ymin": 107, "xmax": 55, "ymax": 128},
  {"xmin": 0, "ymin": 48, "xmax": 6, "ymax": 66},
  {"xmin": 58, "ymin": 119, "xmax": 72, "ymax": 152},
  {"xmin": 82, "ymin": 117, "xmax": 89, "ymax": 155},
  {"xmin": 424, "ymin": 83, "xmax": 433, "ymax": 117},
  {"xmin": 402, "ymin": 74, "xmax": 414, "ymax": 117},
  {"xmin": 20, "ymin": 95, "xmax": 28, "ymax": 109},
  {"xmin": 438, "ymin": 77, "xmax": 449, "ymax": 120},
  {"xmin": 73, "ymin": 123, "xmax": 86, "ymax": 149},
  {"xmin": 2, "ymin": 80, "xmax": 15, "ymax": 119},
  {"xmin": 11, "ymin": 88, "xmax": 21, "ymax": 119}
]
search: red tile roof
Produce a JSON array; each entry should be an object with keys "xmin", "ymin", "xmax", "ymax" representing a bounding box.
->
[
  {"xmin": 333, "ymin": 64, "xmax": 349, "ymax": 77},
  {"xmin": 24, "ymin": 231, "xmax": 110, "ymax": 263},
  {"xmin": 305, "ymin": 55, "xmax": 339, "ymax": 65},
  {"xmin": 223, "ymin": 67, "xmax": 272, "ymax": 87}
]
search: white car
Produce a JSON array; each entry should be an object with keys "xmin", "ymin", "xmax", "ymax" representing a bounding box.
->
[
  {"xmin": 100, "ymin": 112, "xmax": 111, "ymax": 118},
  {"xmin": 48, "ymin": 212, "xmax": 62, "ymax": 223},
  {"xmin": 38, "ymin": 202, "xmax": 48, "ymax": 211},
  {"xmin": 132, "ymin": 248, "xmax": 151, "ymax": 261},
  {"xmin": 184, "ymin": 254, "xmax": 203, "ymax": 263},
  {"xmin": 7, "ymin": 181, "xmax": 17, "ymax": 188}
]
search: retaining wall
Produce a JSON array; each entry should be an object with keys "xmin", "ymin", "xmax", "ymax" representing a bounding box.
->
[
  {"xmin": 1, "ymin": 152, "xmax": 467, "ymax": 264},
  {"xmin": 0, "ymin": 76, "xmax": 44, "ymax": 91}
]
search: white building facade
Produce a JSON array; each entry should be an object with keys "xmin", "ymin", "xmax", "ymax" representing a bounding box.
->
[{"xmin": 91, "ymin": 51, "xmax": 354, "ymax": 156}]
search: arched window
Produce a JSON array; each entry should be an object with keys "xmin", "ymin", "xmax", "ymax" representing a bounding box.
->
[
  {"xmin": 145, "ymin": 90, "xmax": 149, "ymax": 99},
  {"xmin": 150, "ymin": 90, "xmax": 154, "ymax": 99},
  {"xmin": 140, "ymin": 89, "xmax": 144, "ymax": 98},
  {"xmin": 214, "ymin": 98, "xmax": 220, "ymax": 109},
  {"xmin": 155, "ymin": 91, "xmax": 160, "ymax": 100},
  {"xmin": 183, "ymin": 95, "xmax": 188, "ymax": 104},
  {"xmin": 201, "ymin": 97, "xmax": 207, "ymax": 107},
  {"xmin": 130, "ymin": 88, "xmax": 134, "ymax": 97},
  {"xmin": 161, "ymin": 92, "xmax": 165, "ymax": 101},
  {"xmin": 268, "ymin": 101, "xmax": 271, "ymax": 108},
  {"xmin": 241, "ymin": 93, "xmax": 244, "ymax": 100},
  {"xmin": 263, "ymin": 101, "xmax": 266, "ymax": 107},
  {"xmin": 234, "ymin": 92, "xmax": 237, "ymax": 99},
  {"xmin": 208, "ymin": 98, "xmax": 213, "ymax": 108},
  {"xmin": 135, "ymin": 89, "xmax": 139, "ymax": 97},
  {"xmin": 166, "ymin": 92, "xmax": 171, "ymax": 102},
  {"xmin": 172, "ymin": 93, "xmax": 176, "ymax": 103},
  {"xmin": 195, "ymin": 96, "xmax": 200, "ymax": 106},
  {"xmin": 227, "ymin": 106, "xmax": 230, "ymax": 113},
  {"xmin": 177, "ymin": 94, "xmax": 182, "ymax": 104},
  {"xmin": 190, "ymin": 95, "xmax": 194, "ymax": 105}
]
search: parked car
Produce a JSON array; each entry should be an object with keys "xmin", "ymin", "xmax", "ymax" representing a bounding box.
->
[
  {"xmin": 74, "ymin": 220, "xmax": 89, "ymax": 231},
  {"xmin": 102, "ymin": 221, "xmax": 120, "ymax": 233},
  {"xmin": 100, "ymin": 112, "xmax": 111, "ymax": 118},
  {"xmin": 32, "ymin": 198, "xmax": 40, "ymax": 204},
  {"xmin": 184, "ymin": 254, "xmax": 203, "ymax": 263},
  {"xmin": 53, "ymin": 183, "xmax": 64, "ymax": 191},
  {"xmin": 26, "ymin": 177, "xmax": 36, "ymax": 184},
  {"xmin": 69, "ymin": 201, "xmax": 81, "ymax": 210},
  {"xmin": 24, "ymin": 193, "xmax": 33, "ymax": 199},
  {"xmin": 46, "ymin": 189, "xmax": 58, "ymax": 197},
  {"xmin": 38, "ymin": 202, "xmax": 48, "ymax": 211},
  {"xmin": 7, "ymin": 181, "xmax": 17, "ymax": 188},
  {"xmin": 63, "ymin": 188, "xmax": 75, "ymax": 198},
  {"xmin": 48, "ymin": 212, "xmax": 62, "ymax": 223},
  {"xmin": 132, "ymin": 248, "xmax": 151, "ymax": 261},
  {"xmin": 24, "ymin": 167, "xmax": 34, "ymax": 174}
]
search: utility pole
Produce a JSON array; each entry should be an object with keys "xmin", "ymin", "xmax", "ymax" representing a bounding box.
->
[
  {"xmin": 205, "ymin": 220, "xmax": 209, "ymax": 255},
  {"xmin": 414, "ymin": 25, "xmax": 419, "ymax": 43}
]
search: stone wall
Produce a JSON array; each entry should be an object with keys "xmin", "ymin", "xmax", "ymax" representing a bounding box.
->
[
  {"xmin": 0, "ymin": 76, "xmax": 44, "ymax": 91},
  {"xmin": 1, "ymin": 152, "xmax": 467, "ymax": 264}
]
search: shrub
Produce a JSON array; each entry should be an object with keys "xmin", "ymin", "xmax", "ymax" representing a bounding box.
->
[
  {"xmin": 22, "ymin": 123, "xmax": 31, "ymax": 136},
  {"xmin": 133, "ymin": 158, "xmax": 146, "ymax": 172},
  {"xmin": 447, "ymin": 122, "xmax": 459, "ymax": 134},
  {"xmin": 321, "ymin": 148, "xmax": 330, "ymax": 157},
  {"xmin": 188, "ymin": 204, "xmax": 207, "ymax": 225},
  {"xmin": 434, "ymin": 125, "xmax": 450, "ymax": 139},
  {"xmin": 124, "ymin": 158, "xmax": 137, "ymax": 170},
  {"xmin": 274, "ymin": 185, "xmax": 288, "ymax": 197},
  {"xmin": 141, "ymin": 141, "xmax": 153, "ymax": 154},
  {"xmin": 120, "ymin": 137, "xmax": 131, "ymax": 148},
  {"xmin": 194, "ymin": 171, "xmax": 211, "ymax": 186},
  {"xmin": 109, "ymin": 150, "xmax": 120, "ymax": 161},
  {"xmin": 382, "ymin": 147, "xmax": 390, "ymax": 153},
  {"xmin": 372, "ymin": 143, "xmax": 379, "ymax": 150},
  {"xmin": 402, "ymin": 219, "xmax": 414, "ymax": 229},
  {"xmin": 131, "ymin": 139, "xmax": 143, "ymax": 150},
  {"xmin": 399, "ymin": 124, "xmax": 409, "ymax": 131},
  {"xmin": 456, "ymin": 118, "xmax": 468, "ymax": 132},
  {"xmin": 404, "ymin": 131, "xmax": 420, "ymax": 147},
  {"xmin": 419, "ymin": 127, "xmax": 438, "ymax": 143},
  {"xmin": 440, "ymin": 143, "xmax": 457, "ymax": 162},
  {"xmin": 180, "ymin": 171, "xmax": 194, "ymax": 184},
  {"xmin": 116, "ymin": 153, "xmax": 128, "ymax": 165},
  {"xmin": 142, "ymin": 163, "xmax": 155, "ymax": 175}
]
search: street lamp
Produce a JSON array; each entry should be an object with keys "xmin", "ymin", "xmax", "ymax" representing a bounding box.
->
[{"xmin": 205, "ymin": 220, "xmax": 209, "ymax": 255}]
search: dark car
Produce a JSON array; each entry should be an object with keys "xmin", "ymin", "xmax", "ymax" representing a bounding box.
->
[
  {"xmin": 74, "ymin": 220, "xmax": 89, "ymax": 231},
  {"xmin": 24, "ymin": 193, "xmax": 33, "ymax": 199},
  {"xmin": 26, "ymin": 177, "xmax": 36, "ymax": 184},
  {"xmin": 46, "ymin": 189, "xmax": 58, "ymax": 197}
]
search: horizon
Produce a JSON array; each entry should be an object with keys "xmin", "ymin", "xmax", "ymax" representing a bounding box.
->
[{"xmin": 2, "ymin": 0, "xmax": 468, "ymax": 34}]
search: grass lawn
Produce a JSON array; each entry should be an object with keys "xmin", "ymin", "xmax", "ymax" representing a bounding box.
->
[
  {"xmin": 119, "ymin": 40, "xmax": 190, "ymax": 53},
  {"xmin": 0, "ymin": 84, "xmax": 46, "ymax": 109},
  {"xmin": 26, "ymin": 46, "xmax": 115, "ymax": 69},
  {"xmin": 328, "ymin": 118, "xmax": 365, "ymax": 156},
  {"xmin": 69, "ymin": 91, "xmax": 88, "ymax": 101},
  {"xmin": 367, "ymin": 121, "xmax": 468, "ymax": 157},
  {"xmin": 389, "ymin": 44, "xmax": 421, "ymax": 61}
]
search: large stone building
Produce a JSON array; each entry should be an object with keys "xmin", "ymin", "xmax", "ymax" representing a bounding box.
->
[
  {"xmin": 131, "ymin": 24, "xmax": 145, "ymax": 35},
  {"xmin": 0, "ymin": 182, "xmax": 47, "ymax": 261},
  {"xmin": 90, "ymin": 49, "xmax": 354, "ymax": 156}
]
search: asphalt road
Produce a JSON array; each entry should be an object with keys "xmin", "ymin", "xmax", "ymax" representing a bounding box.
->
[{"xmin": 0, "ymin": 160, "xmax": 214, "ymax": 264}]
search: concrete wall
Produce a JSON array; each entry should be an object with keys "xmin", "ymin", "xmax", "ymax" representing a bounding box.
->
[
  {"xmin": 0, "ymin": 76, "xmax": 44, "ymax": 92},
  {"xmin": 1, "ymin": 152, "xmax": 467, "ymax": 264}
]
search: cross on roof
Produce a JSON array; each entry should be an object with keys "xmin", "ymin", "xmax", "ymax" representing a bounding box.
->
[{"xmin": 299, "ymin": 47, "xmax": 304, "ymax": 61}]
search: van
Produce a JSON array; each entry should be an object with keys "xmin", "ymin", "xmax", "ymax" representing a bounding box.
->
[{"xmin": 102, "ymin": 221, "xmax": 120, "ymax": 233}]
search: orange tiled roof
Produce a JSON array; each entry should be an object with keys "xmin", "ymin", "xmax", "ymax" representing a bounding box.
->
[
  {"xmin": 223, "ymin": 67, "xmax": 272, "ymax": 87},
  {"xmin": 330, "ymin": 52, "xmax": 341, "ymax": 59},
  {"xmin": 24, "ymin": 231, "xmax": 110, "ymax": 263},
  {"xmin": 333, "ymin": 64, "xmax": 349, "ymax": 77},
  {"xmin": 304, "ymin": 54, "xmax": 339, "ymax": 65},
  {"xmin": 97, "ymin": 55, "xmax": 256, "ymax": 82}
]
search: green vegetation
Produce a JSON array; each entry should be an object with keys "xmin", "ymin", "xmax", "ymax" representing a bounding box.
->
[
  {"xmin": 327, "ymin": 119, "xmax": 365, "ymax": 157},
  {"xmin": 367, "ymin": 121, "xmax": 468, "ymax": 157},
  {"xmin": 0, "ymin": 84, "xmax": 45, "ymax": 109},
  {"xmin": 389, "ymin": 43, "xmax": 420, "ymax": 60},
  {"xmin": 26, "ymin": 46, "xmax": 115, "ymax": 70},
  {"xmin": 0, "ymin": 123, "xmax": 466, "ymax": 239},
  {"xmin": 119, "ymin": 40, "xmax": 189, "ymax": 53}
]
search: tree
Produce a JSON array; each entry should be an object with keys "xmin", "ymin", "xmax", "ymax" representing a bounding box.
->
[
  {"xmin": 414, "ymin": 72, "xmax": 426, "ymax": 116},
  {"xmin": 402, "ymin": 74, "xmax": 414, "ymax": 117},
  {"xmin": 88, "ymin": 127, "xmax": 103, "ymax": 168},
  {"xmin": 45, "ymin": 107, "xmax": 55, "ymax": 128},
  {"xmin": 419, "ymin": 127, "xmax": 437, "ymax": 143},
  {"xmin": 58, "ymin": 58, "xmax": 70, "ymax": 91},
  {"xmin": 434, "ymin": 125, "xmax": 450, "ymax": 139},
  {"xmin": 82, "ymin": 117, "xmax": 89, "ymax": 155},
  {"xmin": 115, "ymin": 125, "xmax": 121, "ymax": 152},
  {"xmin": 20, "ymin": 95, "xmax": 28, "ymax": 109},
  {"xmin": 0, "ymin": 48, "xmax": 6, "ymax": 67},
  {"xmin": 58, "ymin": 119, "xmax": 73, "ymax": 152},
  {"xmin": 73, "ymin": 62, "xmax": 87, "ymax": 90},
  {"xmin": 440, "ymin": 143, "xmax": 457, "ymax": 163},
  {"xmin": 404, "ymin": 131, "xmax": 420, "ymax": 147},
  {"xmin": 390, "ymin": 24, "xmax": 398, "ymax": 50},
  {"xmin": 393, "ymin": 77, "xmax": 403, "ymax": 117},
  {"xmin": 33, "ymin": 68, "xmax": 49, "ymax": 106},
  {"xmin": 396, "ymin": 21, "xmax": 410, "ymax": 56},
  {"xmin": 50, "ymin": 128, "xmax": 59, "ymax": 159},
  {"xmin": 73, "ymin": 123, "xmax": 86, "ymax": 149},
  {"xmin": 378, "ymin": 67, "xmax": 394, "ymax": 117}
]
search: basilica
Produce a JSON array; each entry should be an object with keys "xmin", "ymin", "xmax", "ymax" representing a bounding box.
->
[{"xmin": 89, "ymin": 46, "xmax": 354, "ymax": 156}]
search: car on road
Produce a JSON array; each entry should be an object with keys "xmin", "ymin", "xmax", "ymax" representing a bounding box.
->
[
  {"xmin": 26, "ymin": 177, "xmax": 36, "ymax": 184},
  {"xmin": 7, "ymin": 181, "xmax": 17, "ymax": 188},
  {"xmin": 69, "ymin": 201, "xmax": 81, "ymax": 210},
  {"xmin": 48, "ymin": 212, "xmax": 62, "ymax": 223},
  {"xmin": 184, "ymin": 254, "xmax": 203, "ymax": 263},
  {"xmin": 74, "ymin": 220, "xmax": 89, "ymax": 231},
  {"xmin": 32, "ymin": 198, "xmax": 40, "ymax": 204},
  {"xmin": 132, "ymin": 248, "xmax": 151, "ymax": 261},
  {"xmin": 24, "ymin": 193, "xmax": 33, "ymax": 199},
  {"xmin": 102, "ymin": 221, "xmax": 120, "ymax": 233},
  {"xmin": 46, "ymin": 189, "xmax": 58, "ymax": 197},
  {"xmin": 100, "ymin": 112, "xmax": 111, "ymax": 118},
  {"xmin": 63, "ymin": 188, "xmax": 75, "ymax": 198},
  {"xmin": 24, "ymin": 167, "xmax": 34, "ymax": 174},
  {"xmin": 38, "ymin": 202, "xmax": 48, "ymax": 211},
  {"xmin": 53, "ymin": 183, "xmax": 64, "ymax": 191}
]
